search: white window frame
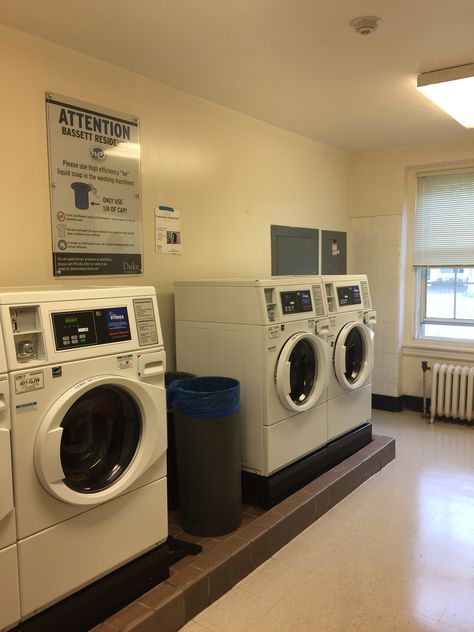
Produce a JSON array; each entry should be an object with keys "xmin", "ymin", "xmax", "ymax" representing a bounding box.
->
[{"xmin": 410, "ymin": 164, "xmax": 474, "ymax": 346}]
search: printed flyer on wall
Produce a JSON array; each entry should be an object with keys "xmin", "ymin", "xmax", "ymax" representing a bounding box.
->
[
  {"xmin": 155, "ymin": 205, "xmax": 182, "ymax": 254},
  {"xmin": 46, "ymin": 93, "xmax": 143, "ymax": 276}
]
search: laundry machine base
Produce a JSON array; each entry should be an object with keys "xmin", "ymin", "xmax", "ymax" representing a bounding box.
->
[
  {"xmin": 242, "ymin": 422, "xmax": 372, "ymax": 509},
  {"xmin": 17, "ymin": 541, "xmax": 171, "ymax": 632},
  {"xmin": 327, "ymin": 383, "xmax": 372, "ymax": 442}
]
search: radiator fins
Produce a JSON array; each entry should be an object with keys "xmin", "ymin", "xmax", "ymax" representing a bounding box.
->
[{"xmin": 431, "ymin": 363, "xmax": 474, "ymax": 423}]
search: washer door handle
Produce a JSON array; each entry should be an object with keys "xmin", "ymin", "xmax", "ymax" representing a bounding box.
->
[
  {"xmin": 37, "ymin": 427, "xmax": 65, "ymax": 484},
  {"xmin": 283, "ymin": 361, "xmax": 291, "ymax": 393},
  {"xmin": 336, "ymin": 344, "xmax": 347, "ymax": 375}
]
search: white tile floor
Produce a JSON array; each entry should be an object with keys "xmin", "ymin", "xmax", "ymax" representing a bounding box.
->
[{"xmin": 181, "ymin": 410, "xmax": 474, "ymax": 632}]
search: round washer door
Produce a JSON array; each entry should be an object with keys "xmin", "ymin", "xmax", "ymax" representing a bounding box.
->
[
  {"xmin": 334, "ymin": 321, "xmax": 374, "ymax": 390},
  {"xmin": 275, "ymin": 332, "xmax": 328, "ymax": 412},
  {"xmin": 34, "ymin": 375, "xmax": 166, "ymax": 506}
]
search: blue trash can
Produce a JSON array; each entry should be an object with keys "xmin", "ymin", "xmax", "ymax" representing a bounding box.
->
[{"xmin": 168, "ymin": 376, "xmax": 241, "ymax": 536}]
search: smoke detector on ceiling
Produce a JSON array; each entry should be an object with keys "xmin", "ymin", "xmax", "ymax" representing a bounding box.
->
[{"xmin": 350, "ymin": 16, "xmax": 382, "ymax": 35}]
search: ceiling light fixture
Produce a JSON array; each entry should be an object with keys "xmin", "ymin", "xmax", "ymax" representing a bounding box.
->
[{"xmin": 417, "ymin": 63, "xmax": 474, "ymax": 128}]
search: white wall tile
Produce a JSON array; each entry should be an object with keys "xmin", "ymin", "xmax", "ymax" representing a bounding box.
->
[
  {"xmin": 358, "ymin": 217, "xmax": 372, "ymax": 232},
  {"xmin": 383, "ymin": 337, "xmax": 399, "ymax": 353},
  {"xmin": 350, "ymin": 213, "xmax": 402, "ymax": 391},
  {"xmin": 383, "ymin": 307, "xmax": 395, "ymax": 324},
  {"xmin": 383, "ymin": 352, "xmax": 399, "ymax": 369},
  {"xmin": 374, "ymin": 351, "xmax": 384, "ymax": 369},
  {"xmin": 383, "ymin": 383, "xmax": 400, "ymax": 397},
  {"xmin": 387, "ymin": 214, "xmax": 402, "ymax": 231},
  {"xmin": 387, "ymin": 229, "xmax": 401, "ymax": 248},
  {"xmin": 382, "ymin": 367, "xmax": 398, "ymax": 384},
  {"xmin": 372, "ymin": 367, "xmax": 384, "ymax": 383},
  {"xmin": 372, "ymin": 216, "xmax": 387, "ymax": 233},
  {"xmin": 383, "ymin": 321, "xmax": 399, "ymax": 338},
  {"xmin": 372, "ymin": 381, "xmax": 384, "ymax": 395}
]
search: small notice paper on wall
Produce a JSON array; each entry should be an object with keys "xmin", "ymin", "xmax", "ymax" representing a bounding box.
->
[{"xmin": 155, "ymin": 205, "xmax": 182, "ymax": 254}]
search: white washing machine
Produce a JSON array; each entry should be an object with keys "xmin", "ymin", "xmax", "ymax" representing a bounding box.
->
[
  {"xmin": 0, "ymin": 320, "xmax": 20, "ymax": 631},
  {"xmin": 322, "ymin": 275, "xmax": 376, "ymax": 441},
  {"xmin": 0, "ymin": 286, "xmax": 168, "ymax": 621},
  {"xmin": 175, "ymin": 278, "xmax": 330, "ymax": 486}
]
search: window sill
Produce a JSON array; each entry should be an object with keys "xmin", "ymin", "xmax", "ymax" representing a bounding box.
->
[{"xmin": 403, "ymin": 340, "xmax": 474, "ymax": 363}]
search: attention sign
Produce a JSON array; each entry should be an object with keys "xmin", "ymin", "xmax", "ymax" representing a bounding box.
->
[{"xmin": 46, "ymin": 93, "xmax": 143, "ymax": 276}]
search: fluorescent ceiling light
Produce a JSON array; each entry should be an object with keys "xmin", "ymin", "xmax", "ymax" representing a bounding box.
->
[{"xmin": 417, "ymin": 63, "xmax": 474, "ymax": 128}]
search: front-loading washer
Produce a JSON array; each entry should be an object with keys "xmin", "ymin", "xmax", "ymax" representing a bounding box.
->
[
  {"xmin": 0, "ymin": 286, "xmax": 168, "ymax": 624},
  {"xmin": 0, "ymin": 319, "xmax": 20, "ymax": 631},
  {"xmin": 322, "ymin": 275, "xmax": 376, "ymax": 441},
  {"xmin": 174, "ymin": 277, "xmax": 331, "ymax": 505}
]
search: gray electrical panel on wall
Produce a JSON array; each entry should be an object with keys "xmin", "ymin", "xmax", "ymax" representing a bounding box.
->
[
  {"xmin": 321, "ymin": 230, "xmax": 347, "ymax": 274},
  {"xmin": 271, "ymin": 225, "xmax": 319, "ymax": 276}
]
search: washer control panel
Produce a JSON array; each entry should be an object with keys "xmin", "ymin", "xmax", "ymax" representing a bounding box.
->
[
  {"xmin": 52, "ymin": 307, "xmax": 131, "ymax": 350},
  {"xmin": 280, "ymin": 289, "xmax": 313, "ymax": 314}
]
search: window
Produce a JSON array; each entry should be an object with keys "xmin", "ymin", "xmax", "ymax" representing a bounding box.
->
[{"xmin": 414, "ymin": 169, "xmax": 474, "ymax": 342}]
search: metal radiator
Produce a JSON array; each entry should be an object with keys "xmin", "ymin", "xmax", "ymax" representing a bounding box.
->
[{"xmin": 431, "ymin": 363, "xmax": 474, "ymax": 423}]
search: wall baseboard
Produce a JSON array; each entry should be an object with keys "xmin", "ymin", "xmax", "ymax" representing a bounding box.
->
[
  {"xmin": 372, "ymin": 394, "xmax": 403, "ymax": 412},
  {"xmin": 402, "ymin": 395, "xmax": 426, "ymax": 413},
  {"xmin": 372, "ymin": 394, "xmax": 427, "ymax": 414}
]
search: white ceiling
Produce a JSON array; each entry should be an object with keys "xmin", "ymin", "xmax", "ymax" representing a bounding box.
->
[{"xmin": 2, "ymin": 0, "xmax": 474, "ymax": 152}]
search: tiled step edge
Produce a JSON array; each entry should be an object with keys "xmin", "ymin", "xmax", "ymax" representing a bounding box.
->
[{"xmin": 93, "ymin": 434, "xmax": 395, "ymax": 632}]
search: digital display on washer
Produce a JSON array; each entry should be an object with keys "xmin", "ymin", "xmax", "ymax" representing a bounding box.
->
[
  {"xmin": 337, "ymin": 285, "xmax": 362, "ymax": 307},
  {"xmin": 280, "ymin": 290, "xmax": 313, "ymax": 315},
  {"xmin": 52, "ymin": 306, "xmax": 131, "ymax": 350}
]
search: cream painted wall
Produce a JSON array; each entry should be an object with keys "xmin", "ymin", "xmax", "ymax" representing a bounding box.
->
[
  {"xmin": 0, "ymin": 26, "xmax": 351, "ymax": 368},
  {"xmin": 351, "ymin": 140, "xmax": 474, "ymax": 398},
  {"xmin": 351, "ymin": 140, "xmax": 474, "ymax": 218}
]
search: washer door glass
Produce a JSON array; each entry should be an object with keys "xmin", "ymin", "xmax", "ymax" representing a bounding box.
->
[
  {"xmin": 60, "ymin": 385, "xmax": 141, "ymax": 493},
  {"xmin": 344, "ymin": 327, "xmax": 364, "ymax": 383},
  {"xmin": 289, "ymin": 339, "xmax": 316, "ymax": 405}
]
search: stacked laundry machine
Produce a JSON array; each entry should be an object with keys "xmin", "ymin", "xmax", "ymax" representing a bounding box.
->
[
  {"xmin": 175, "ymin": 275, "xmax": 376, "ymax": 507},
  {"xmin": 0, "ymin": 286, "xmax": 169, "ymax": 630},
  {"xmin": 322, "ymin": 275, "xmax": 377, "ymax": 441}
]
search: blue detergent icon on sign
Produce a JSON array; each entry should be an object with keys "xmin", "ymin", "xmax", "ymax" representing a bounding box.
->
[{"xmin": 71, "ymin": 182, "xmax": 92, "ymax": 210}]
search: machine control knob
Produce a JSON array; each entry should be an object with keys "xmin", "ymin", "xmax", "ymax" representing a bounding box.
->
[{"xmin": 16, "ymin": 340, "xmax": 35, "ymax": 358}]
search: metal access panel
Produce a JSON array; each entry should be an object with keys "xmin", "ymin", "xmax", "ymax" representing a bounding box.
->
[
  {"xmin": 271, "ymin": 225, "xmax": 319, "ymax": 276},
  {"xmin": 321, "ymin": 230, "xmax": 346, "ymax": 275}
]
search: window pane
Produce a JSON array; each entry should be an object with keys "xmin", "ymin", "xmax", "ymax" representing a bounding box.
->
[
  {"xmin": 423, "ymin": 323, "xmax": 474, "ymax": 341},
  {"xmin": 426, "ymin": 268, "xmax": 455, "ymax": 318}
]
